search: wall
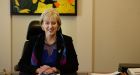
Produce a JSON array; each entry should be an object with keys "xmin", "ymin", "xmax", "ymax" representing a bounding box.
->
[
  {"xmin": 94, "ymin": 0, "xmax": 140, "ymax": 73},
  {"xmin": 1, "ymin": 0, "xmax": 140, "ymax": 73},
  {"xmin": 12, "ymin": 0, "xmax": 93, "ymax": 73},
  {"xmin": 0, "ymin": 0, "xmax": 11, "ymax": 73}
]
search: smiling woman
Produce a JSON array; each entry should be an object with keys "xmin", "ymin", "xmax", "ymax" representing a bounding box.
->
[
  {"xmin": 17, "ymin": 8, "xmax": 79, "ymax": 75},
  {"xmin": 11, "ymin": 0, "xmax": 77, "ymax": 15}
]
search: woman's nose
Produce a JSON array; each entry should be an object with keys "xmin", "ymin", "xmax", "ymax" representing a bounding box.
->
[{"xmin": 48, "ymin": 23, "xmax": 52, "ymax": 28}]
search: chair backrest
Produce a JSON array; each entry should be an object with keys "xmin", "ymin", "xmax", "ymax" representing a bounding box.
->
[
  {"xmin": 15, "ymin": 20, "xmax": 43, "ymax": 71},
  {"xmin": 26, "ymin": 20, "xmax": 44, "ymax": 40}
]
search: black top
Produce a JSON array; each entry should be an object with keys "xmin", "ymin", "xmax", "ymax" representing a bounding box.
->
[{"xmin": 18, "ymin": 32, "xmax": 79, "ymax": 75}]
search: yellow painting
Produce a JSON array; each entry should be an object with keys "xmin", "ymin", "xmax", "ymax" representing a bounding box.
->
[{"xmin": 11, "ymin": 0, "xmax": 77, "ymax": 15}]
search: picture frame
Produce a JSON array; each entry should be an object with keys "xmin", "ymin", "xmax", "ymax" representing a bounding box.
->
[{"xmin": 10, "ymin": 0, "xmax": 77, "ymax": 16}]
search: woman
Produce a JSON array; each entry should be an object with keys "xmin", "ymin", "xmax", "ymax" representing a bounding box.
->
[{"xmin": 18, "ymin": 8, "xmax": 79, "ymax": 75}]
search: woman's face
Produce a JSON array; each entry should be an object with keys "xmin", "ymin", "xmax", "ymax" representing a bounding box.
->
[{"xmin": 42, "ymin": 17, "xmax": 59, "ymax": 37}]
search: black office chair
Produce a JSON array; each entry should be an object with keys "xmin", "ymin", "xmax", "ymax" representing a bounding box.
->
[
  {"xmin": 26, "ymin": 20, "xmax": 44, "ymax": 40},
  {"xmin": 15, "ymin": 20, "xmax": 43, "ymax": 71}
]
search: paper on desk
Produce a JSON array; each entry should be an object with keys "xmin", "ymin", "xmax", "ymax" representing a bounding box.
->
[
  {"xmin": 127, "ymin": 68, "xmax": 140, "ymax": 75},
  {"xmin": 91, "ymin": 71, "xmax": 120, "ymax": 75}
]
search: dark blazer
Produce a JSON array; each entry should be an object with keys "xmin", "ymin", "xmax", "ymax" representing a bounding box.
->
[{"xmin": 18, "ymin": 32, "xmax": 79, "ymax": 75}]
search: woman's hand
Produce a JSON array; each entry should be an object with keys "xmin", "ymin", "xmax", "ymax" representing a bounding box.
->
[
  {"xmin": 36, "ymin": 68, "xmax": 44, "ymax": 75},
  {"xmin": 36, "ymin": 65, "xmax": 50, "ymax": 75},
  {"xmin": 51, "ymin": 67, "xmax": 58, "ymax": 72},
  {"xmin": 43, "ymin": 67, "xmax": 58, "ymax": 74},
  {"xmin": 43, "ymin": 68, "xmax": 55, "ymax": 74},
  {"xmin": 36, "ymin": 65, "xmax": 58, "ymax": 75}
]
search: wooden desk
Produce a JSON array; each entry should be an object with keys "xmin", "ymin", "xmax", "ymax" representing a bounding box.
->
[
  {"xmin": 12, "ymin": 72, "xmax": 89, "ymax": 75},
  {"xmin": 88, "ymin": 72, "xmax": 127, "ymax": 75},
  {"xmin": 77, "ymin": 72, "xmax": 88, "ymax": 75}
]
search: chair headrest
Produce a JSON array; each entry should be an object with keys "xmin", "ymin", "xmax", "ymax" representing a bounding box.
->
[{"xmin": 26, "ymin": 20, "xmax": 43, "ymax": 40}]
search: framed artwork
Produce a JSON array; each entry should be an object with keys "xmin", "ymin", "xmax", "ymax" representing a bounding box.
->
[{"xmin": 10, "ymin": 0, "xmax": 77, "ymax": 16}]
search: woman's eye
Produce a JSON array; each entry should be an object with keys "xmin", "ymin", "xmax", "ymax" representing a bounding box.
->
[
  {"xmin": 51, "ymin": 22, "xmax": 56, "ymax": 25},
  {"xmin": 44, "ymin": 21, "xmax": 56, "ymax": 25},
  {"xmin": 45, "ymin": 22, "xmax": 50, "ymax": 25}
]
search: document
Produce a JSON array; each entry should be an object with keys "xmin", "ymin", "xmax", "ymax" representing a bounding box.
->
[
  {"xmin": 90, "ymin": 71, "xmax": 120, "ymax": 75},
  {"xmin": 127, "ymin": 68, "xmax": 140, "ymax": 75}
]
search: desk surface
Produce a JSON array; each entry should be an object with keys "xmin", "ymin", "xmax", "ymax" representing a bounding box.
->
[
  {"xmin": 12, "ymin": 72, "xmax": 127, "ymax": 75},
  {"xmin": 12, "ymin": 72, "xmax": 89, "ymax": 75},
  {"xmin": 77, "ymin": 72, "xmax": 89, "ymax": 75}
]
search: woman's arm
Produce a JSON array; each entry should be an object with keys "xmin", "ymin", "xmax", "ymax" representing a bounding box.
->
[
  {"xmin": 59, "ymin": 35, "xmax": 79, "ymax": 74},
  {"xmin": 18, "ymin": 41, "xmax": 38, "ymax": 74}
]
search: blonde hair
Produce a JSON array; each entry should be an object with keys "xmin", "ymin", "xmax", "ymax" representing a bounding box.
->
[{"xmin": 40, "ymin": 8, "xmax": 61, "ymax": 26}]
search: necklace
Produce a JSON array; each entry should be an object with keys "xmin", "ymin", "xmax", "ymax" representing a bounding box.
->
[
  {"xmin": 44, "ymin": 37, "xmax": 57, "ymax": 56},
  {"xmin": 44, "ymin": 42, "xmax": 56, "ymax": 56}
]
